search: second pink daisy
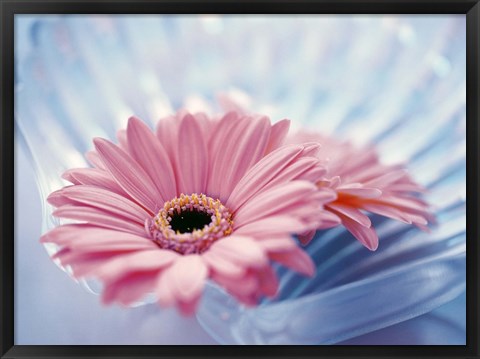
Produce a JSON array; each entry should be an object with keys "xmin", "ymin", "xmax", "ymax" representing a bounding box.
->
[{"xmin": 288, "ymin": 131, "xmax": 433, "ymax": 251}]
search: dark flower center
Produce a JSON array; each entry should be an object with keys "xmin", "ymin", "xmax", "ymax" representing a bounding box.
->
[{"xmin": 169, "ymin": 210, "xmax": 212, "ymax": 233}]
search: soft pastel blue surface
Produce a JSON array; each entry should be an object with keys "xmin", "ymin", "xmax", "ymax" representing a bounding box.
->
[{"xmin": 15, "ymin": 15, "xmax": 466, "ymax": 345}]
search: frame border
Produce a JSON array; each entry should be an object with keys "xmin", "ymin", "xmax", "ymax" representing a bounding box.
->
[{"xmin": 1, "ymin": 1, "xmax": 479, "ymax": 358}]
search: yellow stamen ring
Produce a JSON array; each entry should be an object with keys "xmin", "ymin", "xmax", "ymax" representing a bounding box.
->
[{"xmin": 147, "ymin": 193, "xmax": 233, "ymax": 254}]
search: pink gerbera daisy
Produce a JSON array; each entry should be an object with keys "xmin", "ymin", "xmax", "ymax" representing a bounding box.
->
[
  {"xmin": 288, "ymin": 131, "xmax": 432, "ymax": 251},
  {"xmin": 41, "ymin": 111, "xmax": 336, "ymax": 314}
]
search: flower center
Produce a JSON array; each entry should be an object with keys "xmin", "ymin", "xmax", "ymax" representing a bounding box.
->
[
  {"xmin": 147, "ymin": 193, "xmax": 233, "ymax": 255},
  {"xmin": 169, "ymin": 210, "xmax": 212, "ymax": 234}
]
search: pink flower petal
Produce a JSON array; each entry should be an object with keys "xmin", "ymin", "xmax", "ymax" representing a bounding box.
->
[
  {"xmin": 387, "ymin": 183, "xmax": 427, "ymax": 192},
  {"xmin": 269, "ymin": 246, "xmax": 315, "ymax": 276},
  {"xmin": 191, "ymin": 112, "xmax": 214, "ymax": 140},
  {"xmin": 258, "ymin": 266, "xmax": 279, "ymax": 297},
  {"xmin": 42, "ymin": 225, "xmax": 154, "ymax": 249},
  {"xmin": 176, "ymin": 113, "xmax": 208, "ymax": 194},
  {"xmin": 52, "ymin": 205, "xmax": 145, "ymax": 235},
  {"xmin": 163, "ymin": 255, "xmax": 208, "ymax": 303},
  {"xmin": 202, "ymin": 250, "xmax": 246, "ymax": 278},
  {"xmin": 53, "ymin": 243, "xmax": 154, "ymax": 267},
  {"xmin": 364, "ymin": 169, "xmax": 409, "ymax": 188},
  {"xmin": 95, "ymin": 249, "xmax": 178, "ymax": 283},
  {"xmin": 232, "ymin": 156, "xmax": 327, "ymax": 213},
  {"xmin": 406, "ymin": 213, "xmax": 429, "ymax": 226},
  {"xmin": 47, "ymin": 188, "xmax": 74, "ymax": 207},
  {"xmin": 155, "ymin": 272, "xmax": 176, "ymax": 307},
  {"xmin": 59, "ymin": 185, "xmax": 150, "ymax": 223},
  {"xmin": 209, "ymin": 236, "xmax": 268, "ymax": 268},
  {"xmin": 61, "ymin": 171, "xmax": 80, "ymax": 184},
  {"xmin": 255, "ymin": 236, "xmax": 298, "ymax": 252},
  {"xmin": 297, "ymin": 229, "xmax": 316, "ymax": 245},
  {"xmin": 232, "ymin": 294, "xmax": 260, "ymax": 307},
  {"xmin": 102, "ymin": 271, "xmax": 159, "ymax": 306},
  {"xmin": 315, "ymin": 187, "xmax": 338, "ymax": 203},
  {"xmin": 301, "ymin": 142, "xmax": 322, "ymax": 157},
  {"xmin": 332, "ymin": 148, "xmax": 379, "ymax": 178},
  {"xmin": 177, "ymin": 296, "xmax": 202, "ymax": 316},
  {"xmin": 85, "ymin": 150, "xmax": 106, "ymax": 170},
  {"xmin": 209, "ymin": 115, "xmax": 272, "ymax": 201},
  {"xmin": 212, "ymin": 271, "xmax": 260, "ymax": 299},
  {"xmin": 226, "ymin": 145, "xmax": 305, "ymax": 211},
  {"xmin": 218, "ymin": 115, "xmax": 272, "ymax": 199},
  {"xmin": 360, "ymin": 203, "xmax": 414, "ymax": 224},
  {"xmin": 207, "ymin": 111, "xmax": 238, "ymax": 150},
  {"xmin": 62, "ymin": 168, "xmax": 126, "ymax": 195},
  {"xmin": 264, "ymin": 119, "xmax": 290, "ymax": 154},
  {"xmin": 269, "ymin": 157, "xmax": 325, "ymax": 185},
  {"xmin": 337, "ymin": 186, "xmax": 382, "ymax": 198},
  {"xmin": 327, "ymin": 203, "xmax": 372, "ymax": 228},
  {"xmin": 59, "ymin": 237, "xmax": 154, "ymax": 252},
  {"xmin": 361, "ymin": 203, "xmax": 429, "ymax": 225},
  {"xmin": 40, "ymin": 223, "xmax": 91, "ymax": 244},
  {"xmin": 68, "ymin": 252, "xmax": 126, "ymax": 278},
  {"xmin": 376, "ymin": 195, "xmax": 430, "ymax": 213},
  {"xmin": 234, "ymin": 215, "xmax": 305, "ymax": 236},
  {"xmin": 233, "ymin": 181, "xmax": 320, "ymax": 227},
  {"xmin": 316, "ymin": 210, "xmax": 342, "ymax": 230},
  {"xmin": 126, "ymin": 116, "xmax": 177, "ymax": 200},
  {"xmin": 94, "ymin": 137, "xmax": 162, "ymax": 212},
  {"xmin": 339, "ymin": 213, "xmax": 379, "ymax": 251},
  {"xmin": 318, "ymin": 175, "xmax": 341, "ymax": 189},
  {"xmin": 156, "ymin": 115, "xmax": 179, "ymax": 161}
]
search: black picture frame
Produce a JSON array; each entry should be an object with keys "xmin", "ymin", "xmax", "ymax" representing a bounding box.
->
[{"xmin": 1, "ymin": 0, "xmax": 479, "ymax": 358}]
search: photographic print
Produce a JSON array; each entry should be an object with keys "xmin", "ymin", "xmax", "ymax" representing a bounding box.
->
[{"xmin": 14, "ymin": 14, "xmax": 466, "ymax": 346}]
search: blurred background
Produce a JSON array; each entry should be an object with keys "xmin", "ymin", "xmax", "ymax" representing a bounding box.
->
[{"xmin": 14, "ymin": 15, "xmax": 466, "ymax": 344}]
